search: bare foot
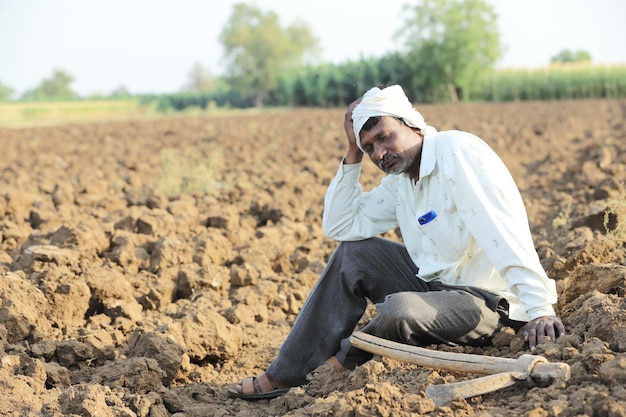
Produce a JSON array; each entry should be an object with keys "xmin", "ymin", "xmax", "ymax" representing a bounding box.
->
[
  {"xmin": 326, "ymin": 356, "xmax": 347, "ymax": 372},
  {"xmin": 306, "ymin": 356, "xmax": 348, "ymax": 381}
]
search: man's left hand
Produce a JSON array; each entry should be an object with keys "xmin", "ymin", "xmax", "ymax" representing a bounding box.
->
[{"xmin": 523, "ymin": 315, "xmax": 566, "ymax": 351}]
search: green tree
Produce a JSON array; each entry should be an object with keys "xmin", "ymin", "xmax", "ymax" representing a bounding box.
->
[
  {"xmin": 398, "ymin": 0, "xmax": 501, "ymax": 102},
  {"xmin": 0, "ymin": 81, "xmax": 14, "ymax": 101},
  {"xmin": 550, "ymin": 49, "xmax": 592, "ymax": 64},
  {"xmin": 22, "ymin": 68, "xmax": 77, "ymax": 100},
  {"xmin": 219, "ymin": 3, "xmax": 320, "ymax": 107}
]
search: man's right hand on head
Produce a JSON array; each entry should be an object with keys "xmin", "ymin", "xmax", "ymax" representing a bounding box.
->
[{"xmin": 343, "ymin": 97, "xmax": 363, "ymax": 164}]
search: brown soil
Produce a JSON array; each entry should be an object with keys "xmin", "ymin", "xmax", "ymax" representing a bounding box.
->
[{"xmin": 1, "ymin": 99, "xmax": 626, "ymax": 417}]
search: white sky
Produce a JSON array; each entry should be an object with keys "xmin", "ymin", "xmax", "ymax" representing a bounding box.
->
[{"xmin": 1, "ymin": 0, "xmax": 625, "ymax": 97}]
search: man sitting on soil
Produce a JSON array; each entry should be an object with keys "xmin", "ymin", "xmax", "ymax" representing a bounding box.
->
[{"xmin": 228, "ymin": 85, "xmax": 566, "ymax": 400}]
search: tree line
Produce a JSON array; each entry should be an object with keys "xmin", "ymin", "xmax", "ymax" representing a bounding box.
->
[{"xmin": 1, "ymin": 0, "xmax": 617, "ymax": 107}]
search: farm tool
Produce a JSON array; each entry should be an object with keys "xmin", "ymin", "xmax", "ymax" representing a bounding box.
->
[{"xmin": 350, "ymin": 331, "xmax": 570, "ymax": 408}]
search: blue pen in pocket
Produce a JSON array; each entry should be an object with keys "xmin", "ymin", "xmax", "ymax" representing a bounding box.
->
[{"xmin": 418, "ymin": 210, "xmax": 437, "ymax": 225}]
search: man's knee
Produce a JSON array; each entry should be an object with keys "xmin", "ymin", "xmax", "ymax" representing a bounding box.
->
[
  {"xmin": 377, "ymin": 292, "xmax": 436, "ymax": 324},
  {"xmin": 371, "ymin": 291, "xmax": 496, "ymax": 346},
  {"xmin": 363, "ymin": 292, "xmax": 434, "ymax": 343}
]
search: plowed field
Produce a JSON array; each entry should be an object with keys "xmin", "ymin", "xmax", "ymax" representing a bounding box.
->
[{"xmin": 1, "ymin": 99, "xmax": 626, "ymax": 416}]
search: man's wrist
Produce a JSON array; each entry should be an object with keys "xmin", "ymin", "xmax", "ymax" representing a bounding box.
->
[{"xmin": 344, "ymin": 150, "xmax": 363, "ymax": 165}]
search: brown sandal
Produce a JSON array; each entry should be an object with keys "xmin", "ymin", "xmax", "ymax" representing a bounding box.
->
[{"xmin": 228, "ymin": 372, "xmax": 290, "ymax": 400}]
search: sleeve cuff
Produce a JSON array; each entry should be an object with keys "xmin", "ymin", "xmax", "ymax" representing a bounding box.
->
[
  {"xmin": 527, "ymin": 305, "xmax": 557, "ymax": 321},
  {"xmin": 337, "ymin": 158, "xmax": 363, "ymax": 183}
]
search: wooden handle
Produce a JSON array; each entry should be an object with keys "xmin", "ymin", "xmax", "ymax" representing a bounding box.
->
[{"xmin": 350, "ymin": 331, "xmax": 570, "ymax": 382}]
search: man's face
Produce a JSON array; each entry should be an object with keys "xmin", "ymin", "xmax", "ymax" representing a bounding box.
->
[{"xmin": 359, "ymin": 116, "xmax": 423, "ymax": 176}]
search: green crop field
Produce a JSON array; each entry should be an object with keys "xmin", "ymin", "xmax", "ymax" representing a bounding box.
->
[{"xmin": 0, "ymin": 99, "xmax": 157, "ymax": 128}]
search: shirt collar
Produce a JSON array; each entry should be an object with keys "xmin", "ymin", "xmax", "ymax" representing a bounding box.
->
[{"xmin": 418, "ymin": 134, "xmax": 437, "ymax": 178}]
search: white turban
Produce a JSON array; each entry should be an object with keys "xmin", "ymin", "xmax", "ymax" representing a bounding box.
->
[{"xmin": 352, "ymin": 85, "xmax": 436, "ymax": 152}]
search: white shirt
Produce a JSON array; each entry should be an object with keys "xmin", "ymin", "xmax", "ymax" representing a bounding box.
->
[{"xmin": 322, "ymin": 130, "xmax": 557, "ymax": 322}]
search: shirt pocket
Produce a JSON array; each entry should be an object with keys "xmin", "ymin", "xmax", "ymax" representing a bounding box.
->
[{"xmin": 418, "ymin": 216, "xmax": 466, "ymax": 261}]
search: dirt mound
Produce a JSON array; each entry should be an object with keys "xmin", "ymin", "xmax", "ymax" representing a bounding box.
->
[{"xmin": 1, "ymin": 99, "xmax": 626, "ymax": 416}]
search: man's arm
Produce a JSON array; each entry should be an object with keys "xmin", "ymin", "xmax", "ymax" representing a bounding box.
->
[
  {"xmin": 322, "ymin": 98, "xmax": 398, "ymax": 240},
  {"xmin": 343, "ymin": 97, "xmax": 363, "ymax": 165},
  {"xmin": 442, "ymin": 133, "xmax": 565, "ymax": 349}
]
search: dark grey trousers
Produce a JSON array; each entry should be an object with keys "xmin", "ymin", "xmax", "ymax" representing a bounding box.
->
[{"xmin": 266, "ymin": 238, "xmax": 521, "ymax": 386}]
